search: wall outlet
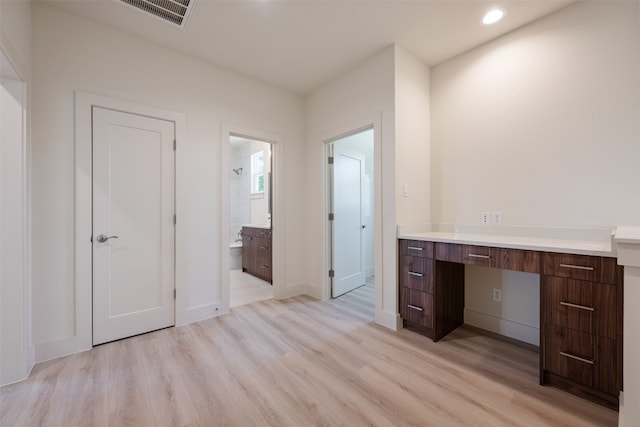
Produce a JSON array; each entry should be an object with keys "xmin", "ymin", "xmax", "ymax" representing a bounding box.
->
[
  {"xmin": 403, "ymin": 183, "xmax": 409, "ymax": 197},
  {"xmin": 481, "ymin": 211, "xmax": 490, "ymax": 225},
  {"xmin": 492, "ymin": 211, "xmax": 503, "ymax": 225},
  {"xmin": 493, "ymin": 288, "xmax": 502, "ymax": 302}
]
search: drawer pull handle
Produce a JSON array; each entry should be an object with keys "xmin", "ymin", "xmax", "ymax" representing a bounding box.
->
[
  {"xmin": 560, "ymin": 351, "xmax": 594, "ymax": 365},
  {"xmin": 559, "ymin": 263, "xmax": 594, "ymax": 271},
  {"xmin": 407, "ymin": 304, "xmax": 423, "ymax": 312},
  {"xmin": 260, "ymin": 246, "xmax": 269, "ymax": 250},
  {"xmin": 560, "ymin": 301, "xmax": 595, "ymax": 312},
  {"xmin": 260, "ymin": 265, "xmax": 269, "ymax": 269},
  {"xmin": 407, "ymin": 246, "xmax": 423, "ymax": 251},
  {"xmin": 468, "ymin": 254, "xmax": 491, "ymax": 259},
  {"xmin": 408, "ymin": 271, "xmax": 423, "ymax": 277}
]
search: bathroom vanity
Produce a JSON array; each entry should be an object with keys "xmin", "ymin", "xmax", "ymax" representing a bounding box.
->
[
  {"xmin": 397, "ymin": 229, "xmax": 623, "ymax": 410},
  {"xmin": 241, "ymin": 226, "xmax": 272, "ymax": 283}
]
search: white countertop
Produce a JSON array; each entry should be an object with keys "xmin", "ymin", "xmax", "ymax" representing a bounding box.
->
[
  {"xmin": 243, "ymin": 224, "xmax": 271, "ymax": 230},
  {"xmin": 397, "ymin": 231, "xmax": 615, "ymax": 257}
]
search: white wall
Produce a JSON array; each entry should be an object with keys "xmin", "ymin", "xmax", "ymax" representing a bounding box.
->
[
  {"xmin": 306, "ymin": 45, "xmax": 396, "ymax": 327},
  {"xmin": 0, "ymin": 0, "xmax": 31, "ymax": 79},
  {"xmin": 431, "ymin": 1, "xmax": 640, "ymax": 344},
  {"xmin": 306, "ymin": 45, "xmax": 431, "ymax": 329},
  {"xmin": 395, "ymin": 46, "xmax": 430, "ymax": 227},
  {"xmin": 0, "ymin": 0, "xmax": 32, "ymax": 385},
  {"xmin": 249, "ymin": 140, "xmax": 271, "ymax": 226},
  {"xmin": 31, "ymin": 2, "xmax": 306, "ymax": 362}
]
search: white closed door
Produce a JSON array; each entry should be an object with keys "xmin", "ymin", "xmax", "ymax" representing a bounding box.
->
[
  {"xmin": 92, "ymin": 107, "xmax": 175, "ymax": 345},
  {"xmin": 331, "ymin": 145, "xmax": 365, "ymax": 297}
]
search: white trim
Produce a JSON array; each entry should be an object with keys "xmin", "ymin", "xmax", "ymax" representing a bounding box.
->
[
  {"xmin": 318, "ymin": 114, "xmax": 384, "ymax": 325},
  {"xmin": 220, "ymin": 124, "xmax": 287, "ymax": 309},
  {"xmin": 66, "ymin": 91, "xmax": 186, "ymax": 362},
  {"xmin": 464, "ymin": 309, "xmax": 540, "ymax": 346}
]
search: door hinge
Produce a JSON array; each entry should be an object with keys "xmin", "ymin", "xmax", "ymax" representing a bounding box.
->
[
  {"xmin": 174, "ymin": 289, "xmax": 176, "ymax": 299},
  {"xmin": 173, "ymin": 214, "xmax": 176, "ymax": 225},
  {"xmin": 328, "ymin": 213, "xmax": 334, "ymax": 221},
  {"xmin": 329, "ymin": 269, "xmax": 335, "ymax": 278},
  {"xmin": 328, "ymin": 156, "xmax": 334, "ymax": 164},
  {"xmin": 173, "ymin": 140, "xmax": 176, "ymax": 150}
]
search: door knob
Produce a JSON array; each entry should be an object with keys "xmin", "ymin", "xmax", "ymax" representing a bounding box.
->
[{"xmin": 96, "ymin": 234, "xmax": 119, "ymax": 243}]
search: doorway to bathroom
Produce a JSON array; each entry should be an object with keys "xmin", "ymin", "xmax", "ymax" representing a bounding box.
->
[
  {"xmin": 229, "ymin": 135, "xmax": 273, "ymax": 307},
  {"xmin": 327, "ymin": 127, "xmax": 375, "ymax": 310}
]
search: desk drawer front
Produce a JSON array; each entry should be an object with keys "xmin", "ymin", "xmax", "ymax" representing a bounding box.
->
[
  {"xmin": 545, "ymin": 325, "xmax": 594, "ymax": 388},
  {"xmin": 543, "ymin": 276, "xmax": 616, "ymax": 339},
  {"xmin": 400, "ymin": 256, "xmax": 433, "ymax": 292},
  {"xmin": 497, "ymin": 248, "xmax": 541, "ymax": 273},
  {"xmin": 462, "ymin": 245, "xmax": 496, "ymax": 267},
  {"xmin": 435, "ymin": 243, "xmax": 463, "ymax": 263},
  {"xmin": 400, "ymin": 288, "xmax": 433, "ymax": 330},
  {"xmin": 243, "ymin": 227, "xmax": 272, "ymax": 239},
  {"xmin": 400, "ymin": 240, "xmax": 433, "ymax": 258},
  {"xmin": 543, "ymin": 253, "xmax": 616, "ymax": 284}
]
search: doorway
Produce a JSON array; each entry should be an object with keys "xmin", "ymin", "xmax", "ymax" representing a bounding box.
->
[
  {"xmin": 91, "ymin": 107, "xmax": 176, "ymax": 345},
  {"xmin": 327, "ymin": 127, "xmax": 375, "ymax": 302},
  {"xmin": 228, "ymin": 135, "xmax": 273, "ymax": 307}
]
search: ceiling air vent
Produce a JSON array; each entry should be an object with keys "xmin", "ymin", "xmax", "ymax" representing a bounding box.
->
[{"xmin": 119, "ymin": 0, "xmax": 196, "ymax": 29}]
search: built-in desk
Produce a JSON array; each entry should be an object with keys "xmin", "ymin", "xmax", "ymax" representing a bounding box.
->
[{"xmin": 397, "ymin": 232, "xmax": 622, "ymax": 410}]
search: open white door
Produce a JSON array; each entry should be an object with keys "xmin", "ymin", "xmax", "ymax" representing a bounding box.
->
[
  {"xmin": 331, "ymin": 144, "xmax": 365, "ymax": 297},
  {"xmin": 92, "ymin": 107, "xmax": 175, "ymax": 345}
]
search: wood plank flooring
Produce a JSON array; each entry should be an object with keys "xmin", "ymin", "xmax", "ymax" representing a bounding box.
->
[{"xmin": 1, "ymin": 283, "xmax": 617, "ymax": 426}]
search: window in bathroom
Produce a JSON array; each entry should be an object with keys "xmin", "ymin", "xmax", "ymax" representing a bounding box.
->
[{"xmin": 251, "ymin": 151, "xmax": 264, "ymax": 195}]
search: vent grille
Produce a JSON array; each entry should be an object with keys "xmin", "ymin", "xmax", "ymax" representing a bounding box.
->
[{"xmin": 119, "ymin": 0, "xmax": 196, "ymax": 29}]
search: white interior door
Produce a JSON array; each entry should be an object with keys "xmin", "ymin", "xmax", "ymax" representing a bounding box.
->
[
  {"xmin": 331, "ymin": 144, "xmax": 365, "ymax": 297},
  {"xmin": 92, "ymin": 107, "xmax": 175, "ymax": 345}
]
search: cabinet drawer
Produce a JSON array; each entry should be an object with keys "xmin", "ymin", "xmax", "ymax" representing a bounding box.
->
[
  {"xmin": 399, "ymin": 240, "xmax": 433, "ymax": 258},
  {"xmin": 543, "ymin": 276, "xmax": 616, "ymax": 338},
  {"xmin": 399, "ymin": 288, "xmax": 433, "ymax": 330},
  {"xmin": 242, "ymin": 227, "xmax": 272, "ymax": 239},
  {"xmin": 543, "ymin": 253, "xmax": 616, "ymax": 284},
  {"xmin": 462, "ymin": 245, "xmax": 496, "ymax": 267},
  {"xmin": 544, "ymin": 325, "xmax": 618, "ymax": 396},
  {"xmin": 544, "ymin": 325, "xmax": 594, "ymax": 388},
  {"xmin": 435, "ymin": 243, "xmax": 463, "ymax": 263},
  {"xmin": 400, "ymin": 256, "xmax": 433, "ymax": 292},
  {"xmin": 496, "ymin": 248, "xmax": 540, "ymax": 273}
]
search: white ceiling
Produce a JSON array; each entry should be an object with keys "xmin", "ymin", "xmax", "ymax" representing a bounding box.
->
[{"xmin": 43, "ymin": 0, "xmax": 575, "ymax": 94}]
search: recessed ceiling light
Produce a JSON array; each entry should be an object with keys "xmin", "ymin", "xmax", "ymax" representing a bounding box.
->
[{"xmin": 483, "ymin": 8, "xmax": 505, "ymax": 25}]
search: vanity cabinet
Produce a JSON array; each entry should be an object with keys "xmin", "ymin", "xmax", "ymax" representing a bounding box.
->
[
  {"xmin": 398, "ymin": 240, "xmax": 464, "ymax": 340},
  {"xmin": 541, "ymin": 252, "xmax": 622, "ymax": 409},
  {"xmin": 242, "ymin": 226, "xmax": 272, "ymax": 283},
  {"xmin": 398, "ymin": 238, "xmax": 623, "ymax": 410}
]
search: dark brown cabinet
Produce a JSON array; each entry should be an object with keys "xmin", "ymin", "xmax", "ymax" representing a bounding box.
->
[
  {"xmin": 242, "ymin": 226, "xmax": 272, "ymax": 283},
  {"xmin": 399, "ymin": 240, "xmax": 464, "ymax": 340},
  {"xmin": 541, "ymin": 252, "xmax": 622, "ymax": 409},
  {"xmin": 399, "ymin": 239, "xmax": 623, "ymax": 410}
]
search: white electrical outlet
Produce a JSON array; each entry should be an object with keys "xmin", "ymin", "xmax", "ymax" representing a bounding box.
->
[
  {"xmin": 481, "ymin": 211, "xmax": 490, "ymax": 225},
  {"xmin": 492, "ymin": 211, "xmax": 503, "ymax": 225},
  {"xmin": 493, "ymin": 288, "xmax": 502, "ymax": 302},
  {"xmin": 403, "ymin": 183, "xmax": 409, "ymax": 197}
]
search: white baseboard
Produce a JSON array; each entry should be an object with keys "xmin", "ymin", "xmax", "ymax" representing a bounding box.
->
[
  {"xmin": 464, "ymin": 309, "xmax": 539, "ymax": 346},
  {"xmin": 179, "ymin": 302, "xmax": 226, "ymax": 326},
  {"xmin": 34, "ymin": 336, "xmax": 91, "ymax": 364},
  {"xmin": 376, "ymin": 309, "xmax": 400, "ymax": 331},
  {"xmin": 274, "ymin": 282, "xmax": 308, "ymax": 299}
]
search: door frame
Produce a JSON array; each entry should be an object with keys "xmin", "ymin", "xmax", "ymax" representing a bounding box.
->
[
  {"xmin": 74, "ymin": 91, "xmax": 185, "ymax": 353},
  {"xmin": 220, "ymin": 124, "xmax": 284, "ymax": 308},
  {"xmin": 321, "ymin": 116, "xmax": 381, "ymax": 308}
]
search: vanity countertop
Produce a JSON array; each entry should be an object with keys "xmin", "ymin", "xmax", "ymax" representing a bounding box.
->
[{"xmin": 397, "ymin": 231, "xmax": 615, "ymax": 257}]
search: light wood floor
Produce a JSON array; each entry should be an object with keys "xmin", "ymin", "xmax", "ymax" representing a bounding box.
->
[{"xmin": 1, "ymin": 283, "xmax": 617, "ymax": 426}]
